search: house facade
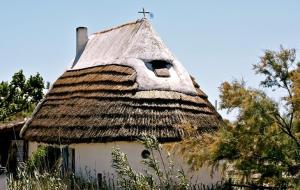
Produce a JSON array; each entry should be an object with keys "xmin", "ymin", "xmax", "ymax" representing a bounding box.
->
[{"xmin": 21, "ymin": 19, "xmax": 223, "ymax": 184}]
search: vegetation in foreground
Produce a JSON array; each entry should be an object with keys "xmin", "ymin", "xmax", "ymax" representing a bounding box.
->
[
  {"xmin": 8, "ymin": 136, "xmax": 229, "ymax": 190},
  {"xmin": 177, "ymin": 46, "xmax": 300, "ymax": 189},
  {"xmin": 111, "ymin": 135, "xmax": 192, "ymax": 190}
]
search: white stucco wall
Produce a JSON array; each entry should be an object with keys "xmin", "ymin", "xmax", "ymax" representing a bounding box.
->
[
  {"xmin": 69, "ymin": 142, "xmax": 144, "ymax": 178},
  {"xmin": 28, "ymin": 141, "xmax": 222, "ymax": 185}
]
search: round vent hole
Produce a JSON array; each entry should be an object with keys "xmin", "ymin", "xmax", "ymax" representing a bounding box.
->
[{"xmin": 141, "ymin": 149, "xmax": 150, "ymax": 159}]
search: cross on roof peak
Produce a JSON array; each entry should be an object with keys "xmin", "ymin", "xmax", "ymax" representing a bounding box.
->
[{"xmin": 138, "ymin": 8, "xmax": 150, "ymax": 19}]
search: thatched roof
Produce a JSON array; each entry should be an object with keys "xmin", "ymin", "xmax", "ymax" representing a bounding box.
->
[
  {"xmin": 0, "ymin": 120, "xmax": 26, "ymax": 139},
  {"xmin": 72, "ymin": 19, "xmax": 197, "ymax": 95},
  {"xmin": 21, "ymin": 19, "xmax": 222, "ymax": 144}
]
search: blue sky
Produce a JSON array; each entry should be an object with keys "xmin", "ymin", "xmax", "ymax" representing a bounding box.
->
[{"xmin": 1, "ymin": 1, "xmax": 299, "ymax": 119}]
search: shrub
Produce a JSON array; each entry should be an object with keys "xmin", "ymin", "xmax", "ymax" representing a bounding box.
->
[{"xmin": 111, "ymin": 135, "xmax": 190, "ymax": 190}]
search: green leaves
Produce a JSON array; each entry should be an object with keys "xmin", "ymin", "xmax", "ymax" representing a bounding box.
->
[
  {"xmin": 26, "ymin": 73, "xmax": 44, "ymax": 103},
  {"xmin": 178, "ymin": 47, "xmax": 300, "ymax": 188},
  {"xmin": 0, "ymin": 70, "xmax": 44, "ymax": 122},
  {"xmin": 254, "ymin": 46, "xmax": 296, "ymax": 89},
  {"xmin": 214, "ymin": 47, "xmax": 300, "ymax": 187}
]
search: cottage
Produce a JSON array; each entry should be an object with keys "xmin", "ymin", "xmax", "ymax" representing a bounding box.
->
[{"xmin": 20, "ymin": 19, "xmax": 223, "ymax": 184}]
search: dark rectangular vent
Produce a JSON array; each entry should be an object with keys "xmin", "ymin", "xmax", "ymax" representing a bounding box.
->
[{"xmin": 150, "ymin": 60, "xmax": 171, "ymax": 77}]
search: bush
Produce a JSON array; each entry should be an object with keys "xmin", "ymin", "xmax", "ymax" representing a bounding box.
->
[{"xmin": 111, "ymin": 135, "xmax": 190, "ymax": 190}]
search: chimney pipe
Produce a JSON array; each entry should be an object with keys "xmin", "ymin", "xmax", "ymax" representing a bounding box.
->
[
  {"xmin": 76, "ymin": 27, "xmax": 88, "ymax": 56},
  {"xmin": 72, "ymin": 27, "xmax": 88, "ymax": 68}
]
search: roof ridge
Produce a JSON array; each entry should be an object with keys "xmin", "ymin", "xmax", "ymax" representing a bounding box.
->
[{"xmin": 92, "ymin": 19, "xmax": 146, "ymax": 36}]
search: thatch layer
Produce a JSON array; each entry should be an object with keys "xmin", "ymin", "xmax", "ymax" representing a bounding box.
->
[
  {"xmin": 22, "ymin": 65, "xmax": 222, "ymax": 144},
  {"xmin": 0, "ymin": 120, "xmax": 25, "ymax": 139}
]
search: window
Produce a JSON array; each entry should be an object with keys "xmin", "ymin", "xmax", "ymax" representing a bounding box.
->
[
  {"xmin": 147, "ymin": 60, "xmax": 171, "ymax": 77},
  {"xmin": 38, "ymin": 146, "xmax": 75, "ymax": 175}
]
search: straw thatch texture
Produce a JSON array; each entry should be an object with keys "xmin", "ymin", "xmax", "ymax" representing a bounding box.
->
[
  {"xmin": 22, "ymin": 64, "xmax": 222, "ymax": 144},
  {"xmin": 0, "ymin": 120, "xmax": 25, "ymax": 139},
  {"xmin": 71, "ymin": 19, "xmax": 198, "ymax": 95}
]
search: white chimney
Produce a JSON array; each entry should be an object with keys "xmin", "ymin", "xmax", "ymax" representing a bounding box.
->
[
  {"xmin": 76, "ymin": 27, "xmax": 88, "ymax": 56},
  {"xmin": 72, "ymin": 27, "xmax": 88, "ymax": 68}
]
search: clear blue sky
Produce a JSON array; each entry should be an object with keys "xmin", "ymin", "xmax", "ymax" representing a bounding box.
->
[{"xmin": 1, "ymin": 1, "xmax": 299, "ymax": 120}]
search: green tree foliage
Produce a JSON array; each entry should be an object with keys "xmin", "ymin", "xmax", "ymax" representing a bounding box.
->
[
  {"xmin": 180, "ymin": 47, "xmax": 300, "ymax": 188},
  {"xmin": 0, "ymin": 70, "xmax": 44, "ymax": 122}
]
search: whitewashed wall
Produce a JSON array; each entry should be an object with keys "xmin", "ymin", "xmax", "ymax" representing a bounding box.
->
[{"xmin": 28, "ymin": 141, "xmax": 222, "ymax": 185}]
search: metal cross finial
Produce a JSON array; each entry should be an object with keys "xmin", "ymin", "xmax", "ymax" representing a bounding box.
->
[{"xmin": 138, "ymin": 8, "xmax": 150, "ymax": 18}]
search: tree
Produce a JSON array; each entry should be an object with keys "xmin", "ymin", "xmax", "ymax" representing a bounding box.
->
[
  {"xmin": 179, "ymin": 46, "xmax": 300, "ymax": 188},
  {"xmin": 0, "ymin": 70, "xmax": 44, "ymax": 122}
]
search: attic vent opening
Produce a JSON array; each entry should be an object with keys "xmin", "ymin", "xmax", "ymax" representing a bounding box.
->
[{"xmin": 148, "ymin": 60, "xmax": 171, "ymax": 77}]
